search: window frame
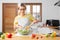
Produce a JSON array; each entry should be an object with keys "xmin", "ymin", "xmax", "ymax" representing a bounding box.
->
[{"xmin": 22, "ymin": 3, "xmax": 42, "ymax": 22}]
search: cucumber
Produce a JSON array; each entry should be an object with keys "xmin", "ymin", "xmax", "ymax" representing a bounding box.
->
[{"xmin": 0, "ymin": 32, "xmax": 3, "ymax": 37}]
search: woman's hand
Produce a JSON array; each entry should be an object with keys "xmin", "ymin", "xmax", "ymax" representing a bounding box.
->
[
  {"xmin": 32, "ymin": 19, "xmax": 39, "ymax": 24},
  {"xmin": 18, "ymin": 25, "xmax": 22, "ymax": 29},
  {"xmin": 14, "ymin": 25, "xmax": 22, "ymax": 33},
  {"xmin": 25, "ymin": 26, "xmax": 30, "ymax": 30}
]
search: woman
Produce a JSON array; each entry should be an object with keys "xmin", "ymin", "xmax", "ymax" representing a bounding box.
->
[{"xmin": 14, "ymin": 4, "xmax": 38, "ymax": 33}]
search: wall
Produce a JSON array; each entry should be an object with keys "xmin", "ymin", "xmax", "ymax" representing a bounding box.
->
[
  {"xmin": 59, "ymin": 7, "xmax": 60, "ymax": 19},
  {"xmin": 42, "ymin": 0, "xmax": 59, "ymax": 23},
  {"xmin": 0, "ymin": 0, "xmax": 2, "ymax": 32},
  {"xmin": 0, "ymin": 0, "xmax": 59, "ymax": 32}
]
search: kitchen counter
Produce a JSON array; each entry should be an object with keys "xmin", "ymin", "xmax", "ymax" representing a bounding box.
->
[
  {"xmin": 0, "ymin": 26, "xmax": 60, "ymax": 40},
  {"xmin": 0, "ymin": 35, "xmax": 60, "ymax": 40}
]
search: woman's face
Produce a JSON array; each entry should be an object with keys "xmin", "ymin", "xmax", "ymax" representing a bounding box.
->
[{"xmin": 19, "ymin": 6, "xmax": 26, "ymax": 14}]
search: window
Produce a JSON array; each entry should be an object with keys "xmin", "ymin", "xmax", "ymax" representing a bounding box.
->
[
  {"xmin": 22, "ymin": 3, "xmax": 42, "ymax": 22},
  {"xmin": 26, "ymin": 5, "xmax": 30, "ymax": 14}
]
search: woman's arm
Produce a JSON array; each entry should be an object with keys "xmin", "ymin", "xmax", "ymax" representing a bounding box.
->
[
  {"xmin": 14, "ymin": 16, "xmax": 22, "ymax": 33},
  {"xmin": 32, "ymin": 19, "xmax": 39, "ymax": 24}
]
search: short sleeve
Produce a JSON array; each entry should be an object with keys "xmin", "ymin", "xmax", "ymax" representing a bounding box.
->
[
  {"xmin": 14, "ymin": 16, "xmax": 19, "ymax": 25},
  {"xmin": 27, "ymin": 14, "xmax": 35, "ymax": 22}
]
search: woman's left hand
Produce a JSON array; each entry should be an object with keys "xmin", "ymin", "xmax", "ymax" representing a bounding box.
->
[
  {"xmin": 33, "ymin": 20, "xmax": 39, "ymax": 24},
  {"xmin": 25, "ymin": 26, "xmax": 30, "ymax": 30}
]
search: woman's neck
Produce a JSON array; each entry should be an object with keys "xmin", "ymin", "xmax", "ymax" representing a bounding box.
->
[{"xmin": 20, "ymin": 13, "xmax": 25, "ymax": 17}]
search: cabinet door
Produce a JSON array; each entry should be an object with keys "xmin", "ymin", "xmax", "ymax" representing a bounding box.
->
[{"xmin": 3, "ymin": 3, "xmax": 18, "ymax": 33}]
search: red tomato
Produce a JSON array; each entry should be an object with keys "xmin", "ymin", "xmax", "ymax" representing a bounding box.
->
[
  {"xmin": 7, "ymin": 33, "xmax": 12, "ymax": 38},
  {"xmin": 32, "ymin": 34, "xmax": 36, "ymax": 38}
]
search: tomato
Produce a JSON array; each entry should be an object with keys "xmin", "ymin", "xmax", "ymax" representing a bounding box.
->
[
  {"xmin": 32, "ymin": 34, "xmax": 36, "ymax": 38},
  {"xmin": 7, "ymin": 33, "xmax": 12, "ymax": 38}
]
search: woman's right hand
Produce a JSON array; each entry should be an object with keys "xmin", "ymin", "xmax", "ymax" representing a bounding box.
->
[
  {"xmin": 18, "ymin": 25, "xmax": 22, "ymax": 29},
  {"xmin": 14, "ymin": 25, "xmax": 22, "ymax": 33}
]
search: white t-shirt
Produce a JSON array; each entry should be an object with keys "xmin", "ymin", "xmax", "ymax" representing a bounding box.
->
[{"xmin": 18, "ymin": 16, "xmax": 31, "ymax": 27}]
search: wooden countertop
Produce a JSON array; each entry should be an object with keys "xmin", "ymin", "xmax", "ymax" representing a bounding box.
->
[{"xmin": 0, "ymin": 36, "xmax": 60, "ymax": 40}]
